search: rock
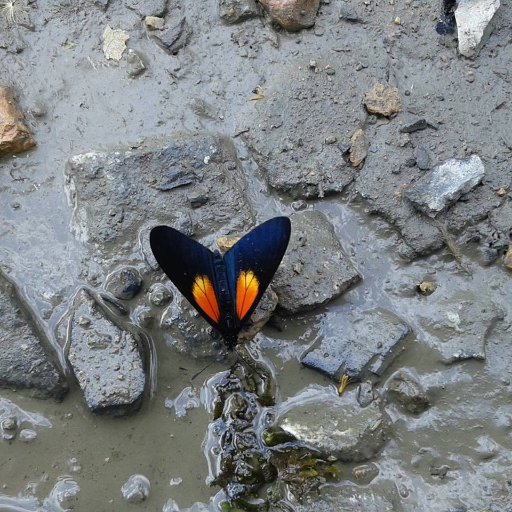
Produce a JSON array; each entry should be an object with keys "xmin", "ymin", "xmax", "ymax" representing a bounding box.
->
[
  {"xmin": 276, "ymin": 385, "xmax": 390, "ymax": 462},
  {"xmin": 302, "ymin": 308, "xmax": 411, "ymax": 381},
  {"xmin": 0, "ymin": 270, "xmax": 67, "ymax": 400},
  {"xmin": 0, "ymin": 87, "xmax": 36, "ymax": 155},
  {"xmin": 504, "ymin": 246, "xmax": 512, "ymax": 270},
  {"xmin": 102, "ymin": 26, "xmax": 129, "ymax": 61},
  {"xmin": 55, "ymin": 288, "xmax": 145, "ymax": 414},
  {"xmin": 151, "ymin": 17, "xmax": 192, "ymax": 55},
  {"xmin": 400, "ymin": 118, "xmax": 430, "ymax": 134},
  {"xmin": 148, "ymin": 283, "xmax": 173, "ymax": 306},
  {"xmin": 455, "ymin": 0, "xmax": 500, "ymax": 58},
  {"xmin": 105, "ymin": 267, "xmax": 143, "ymax": 300},
  {"xmin": 218, "ymin": 0, "xmax": 260, "ymax": 24},
  {"xmin": 385, "ymin": 368, "xmax": 430, "ymax": 414},
  {"xmin": 65, "ymin": 133, "xmax": 253, "ymax": 251},
  {"xmin": 272, "ymin": 211, "xmax": 361, "ymax": 314},
  {"xmin": 351, "ymin": 462, "xmax": 380, "ymax": 485},
  {"xmin": 291, "ymin": 484, "xmax": 396, "ymax": 512},
  {"xmin": 126, "ymin": 49, "xmax": 146, "ymax": 77},
  {"xmin": 417, "ymin": 281, "xmax": 437, "ymax": 296},
  {"xmin": 144, "ymin": 16, "xmax": 165, "ymax": 30},
  {"xmin": 417, "ymin": 290, "xmax": 504, "ymax": 363},
  {"xmin": 414, "ymin": 146, "xmax": 431, "ymax": 170},
  {"xmin": 405, "ymin": 155, "xmax": 485, "ymax": 218},
  {"xmin": 240, "ymin": 52, "xmax": 389, "ymax": 199},
  {"xmin": 18, "ymin": 429, "xmax": 37, "ymax": 442},
  {"xmin": 363, "ymin": 83, "xmax": 402, "ymax": 117},
  {"xmin": 474, "ymin": 435, "xmax": 500, "ymax": 460},
  {"xmin": 125, "ymin": 0, "xmax": 167, "ymax": 17},
  {"xmin": 437, "ymin": 0, "xmax": 457, "ymax": 34},
  {"xmin": 121, "ymin": 474, "xmax": 150, "ymax": 503},
  {"xmin": 259, "ymin": 0, "xmax": 320, "ymax": 31},
  {"xmin": 349, "ymin": 128, "xmax": 368, "ymax": 167}
]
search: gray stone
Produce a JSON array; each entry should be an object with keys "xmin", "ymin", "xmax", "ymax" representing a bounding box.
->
[
  {"xmin": 414, "ymin": 146, "xmax": 431, "ymax": 170},
  {"xmin": 56, "ymin": 288, "xmax": 145, "ymax": 414},
  {"xmin": 385, "ymin": 368, "xmax": 430, "ymax": 414},
  {"xmin": 65, "ymin": 133, "xmax": 253, "ymax": 251},
  {"xmin": 105, "ymin": 266, "xmax": 143, "ymax": 300},
  {"xmin": 151, "ymin": 17, "xmax": 192, "ymax": 55},
  {"xmin": 302, "ymin": 308, "xmax": 411, "ymax": 381},
  {"xmin": 121, "ymin": 474, "xmax": 150, "ymax": 503},
  {"xmin": 18, "ymin": 429, "xmax": 37, "ymax": 442},
  {"xmin": 289, "ymin": 485, "xmax": 397, "ymax": 512},
  {"xmin": 400, "ymin": 118, "xmax": 429, "ymax": 134},
  {"xmin": 276, "ymin": 385, "xmax": 390, "ymax": 462},
  {"xmin": 218, "ymin": 0, "xmax": 260, "ymax": 24},
  {"xmin": 126, "ymin": 49, "xmax": 146, "ymax": 78},
  {"xmin": 148, "ymin": 283, "xmax": 173, "ymax": 307},
  {"xmin": 272, "ymin": 211, "xmax": 361, "ymax": 314},
  {"xmin": 0, "ymin": 270, "xmax": 67, "ymax": 400},
  {"xmin": 417, "ymin": 290, "xmax": 504, "ymax": 363},
  {"xmin": 455, "ymin": 0, "xmax": 500, "ymax": 58},
  {"xmin": 125, "ymin": 0, "xmax": 167, "ymax": 17},
  {"xmin": 405, "ymin": 155, "xmax": 485, "ymax": 217}
]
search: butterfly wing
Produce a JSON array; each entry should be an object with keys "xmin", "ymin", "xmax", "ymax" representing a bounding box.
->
[
  {"xmin": 149, "ymin": 226, "xmax": 223, "ymax": 331},
  {"xmin": 224, "ymin": 217, "xmax": 291, "ymax": 326}
]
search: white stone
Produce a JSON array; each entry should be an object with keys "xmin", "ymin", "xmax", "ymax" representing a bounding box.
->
[{"xmin": 455, "ymin": 0, "xmax": 500, "ymax": 58}]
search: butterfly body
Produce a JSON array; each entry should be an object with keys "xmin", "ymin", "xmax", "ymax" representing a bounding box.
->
[{"xmin": 150, "ymin": 217, "xmax": 291, "ymax": 349}]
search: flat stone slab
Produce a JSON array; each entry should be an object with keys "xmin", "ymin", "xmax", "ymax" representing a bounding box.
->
[
  {"xmin": 56, "ymin": 288, "xmax": 145, "ymax": 414},
  {"xmin": 272, "ymin": 211, "xmax": 361, "ymax": 314},
  {"xmin": 416, "ymin": 290, "xmax": 504, "ymax": 363},
  {"xmin": 65, "ymin": 132, "xmax": 253, "ymax": 250},
  {"xmin": 276, "ymin": 385, "xmax": 390, "ymax": 462},
  {"xmin": 302, "ymin": 308, "xmax": 411, "ymax": 381},
  {"xmin": 405, "ymin": 155, "xmax": 485, "ymax": 218},
  {"xmin": 0, "ymin": 270, "xmax": 67, "ymax": 400},
  {"xmin": 239, "ymin": 53, "xmax": 390, "ymax": 199}
]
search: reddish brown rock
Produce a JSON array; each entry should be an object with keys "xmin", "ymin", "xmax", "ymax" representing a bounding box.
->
[
  {"xmin": 0, "ymin": 87, "xmax": 36, "ymax": 155},
  {"xmin": 259, "ymin": 0, "xmax": 320, "ymax": 31}
]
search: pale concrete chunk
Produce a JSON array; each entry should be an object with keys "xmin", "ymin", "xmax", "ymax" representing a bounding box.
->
[
  {"xmin": 455, "ymin": 0, "xmax": 500, "ymax": 58},
  {"xmin": 405, "ymin": 155, "xmax": 485, "ymax": 218}
]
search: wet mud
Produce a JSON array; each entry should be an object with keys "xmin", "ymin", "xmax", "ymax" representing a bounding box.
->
[{"xmin": 1, "ymin": 0, "xmax": 512, "ymax": 511}]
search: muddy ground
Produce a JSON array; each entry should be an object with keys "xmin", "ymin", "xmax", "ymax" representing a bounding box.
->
[{"xmin": 1, "ymin": 0, "xmax": 512, "ymax": 511}]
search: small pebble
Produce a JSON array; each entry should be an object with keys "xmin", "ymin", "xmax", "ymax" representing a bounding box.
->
[
  {"xmin": 121, "ymin": 474, "xmax": 150, "ymax": 503},
  {"xmin": 291, "ymin": 200, "xmax": 308, "ymax": 211},
  {"xmin": 148, "ymin": 283, "xmax": 173, "ymax": 307},
  {"xmin": 1, "ymin": 418, "xmax": 17, "ymax": 431},
  {"xmin": 105, "ymin": 267, "xmax": 143, "ymax": 300},
  {"xmin": 18, "ymin": 429, "xmax": 37, "ymax": 443}
]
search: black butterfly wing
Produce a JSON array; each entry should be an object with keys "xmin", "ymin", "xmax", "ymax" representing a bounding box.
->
[
  {"xmin": 223, "ymin": 216, "xmax": 291, "ymax": 326},
  {"xmin": 149, "ymin": 226, "xmax": 223, "ymax": 333}
]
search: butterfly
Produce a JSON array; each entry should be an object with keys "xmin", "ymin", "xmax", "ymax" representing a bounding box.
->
[{"xmin": 150, "ymin": 217, "xmax": 291, "ymax": 349}]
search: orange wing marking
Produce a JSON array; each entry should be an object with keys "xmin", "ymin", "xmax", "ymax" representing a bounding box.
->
[
  {"xmin": 192, "ymin": 275, "xmax": 220, "ymax": 323},
  {"xmin": 236, "ymin": 270, "xmax": 259, "ymax": 320}
]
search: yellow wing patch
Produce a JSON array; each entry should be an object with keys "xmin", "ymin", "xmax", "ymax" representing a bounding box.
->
[
  {"xmin": 192, "ymin": 275, "xmax": 220, "ymax": 323},
  {"xmin": 236, "ymin": 270, "xmax": 259, "ymax": 320}
]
